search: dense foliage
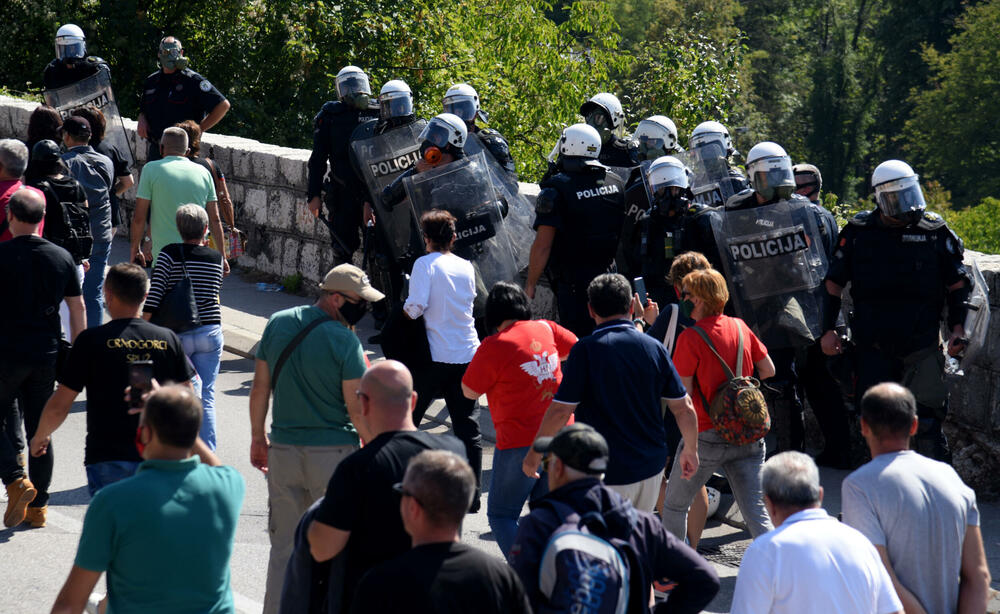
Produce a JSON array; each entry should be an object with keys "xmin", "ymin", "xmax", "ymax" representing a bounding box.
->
[{"xmin": 0, "ymin": 0, "xmax": 996, "ymax": 250}]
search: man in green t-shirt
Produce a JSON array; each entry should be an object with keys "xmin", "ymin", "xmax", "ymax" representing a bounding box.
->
[
  {"xmin": 51, "ymin": 385, "xmax": 244, "ymax": 614},
  {"xmin": 130, "ymin": 126, "xmax": 227, "ymax": 272},
  {"xmin": 249, "ymin": 263, "xmax": 383, "ymax": 614}
]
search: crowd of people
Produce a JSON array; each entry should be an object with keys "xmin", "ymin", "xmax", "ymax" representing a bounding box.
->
[{"xmin": 0, "ymin": 22, "xmax": 992, "ymax": 614}]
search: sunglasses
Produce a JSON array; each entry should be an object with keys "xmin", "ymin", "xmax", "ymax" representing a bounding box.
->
[
  {"xmin": 392, "ymin": 482, "xmax": 423, "ymax": 506},
  {"xmin": 541, "ymin": 455, "xmax": 552, "ymax": 472},
  {"xmin": 335, "ymin": 292, "xmax": 361, "ymax": 305}
]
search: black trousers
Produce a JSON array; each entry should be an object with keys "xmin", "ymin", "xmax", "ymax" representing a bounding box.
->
[
  {"xmin": 325, "ymin": 191, "xmax": 363, "ymax": 262},
  {"xmin": 798, "ymin": 342, "xmax": 852, "ymax": 465},
  {"xmin": 412, "ymin": 361, "xmax": 483, "ymax": 492},
  {"xmin": 764, "ymin": 348, "xmax": 805, "ymax": 454},
  {"xmin": 554, "ymin": 280, "xmax": 595, "ymax": 339},
  {"xmin": 0, "ymin": 360, "xmax": 56, "ymax": 506}
]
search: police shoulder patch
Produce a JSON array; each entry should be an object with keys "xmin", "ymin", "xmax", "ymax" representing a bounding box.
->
[
  {"xmin": 536, "ymin": 187, "xmax": 559, "ymax": 215},
  {"xmin": 916, "ymin": 211, "xmax": 946, "ymax": 230},
  {"xmin": 199, "ymin": 79, "xmax": 213, "ymax": 92}
]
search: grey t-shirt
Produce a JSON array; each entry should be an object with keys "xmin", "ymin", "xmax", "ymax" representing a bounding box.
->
[{"xmin": 842, "ymin": 450, "xmax": 979, "ymax": 614}]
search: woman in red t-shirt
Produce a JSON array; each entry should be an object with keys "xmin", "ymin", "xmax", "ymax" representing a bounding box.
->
[
  {"xmin": 661, "ymin": 269, "xmax": 776, "ymax": 541},
  {"xmin": 461, "ymin": 282, "xmax": 577, "ymax": 560}
]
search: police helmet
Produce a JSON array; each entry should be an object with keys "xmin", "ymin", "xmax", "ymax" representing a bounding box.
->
[
  {"xmin": 746, "ymin": 141, "xmax": 796, "ymax": 201},
  {"xmin": 646, "ymin": 156, "xmax": 691, "ymax": 200},
  {"xmin": 379, "ymin": 80, "xmax": 414, "ymax": 119},
  {"xmin": 580, "ymin": 93, "xmax": 625, "ymax": 139},
  {"xmin": 872, "ymin": 160, "xmax": 926, "ymax": 221},
  {"xmin": 689, "ymin": 121, "xmax": 735, "ymax": 157},
  {"xmin": 335, "ymin": 66, "xmax": 372, "ymax": 100},
  {"xmin": 420, "ymin": 113, "xmax": 468, "ymax": 151},
  {"xmin": 559, "ymin": 123, "xmax": 602, "ymax": 159},
  {"xmin": 55, "ymin": 24, "xmax": 86, "ymax": 61},
  {"xmin": 443, "ymin": 83, "xmax": 482, "ymax": 124},
  {"xmin": 633, "ymin": 116, "xmax": 679, "ymax": 160}
]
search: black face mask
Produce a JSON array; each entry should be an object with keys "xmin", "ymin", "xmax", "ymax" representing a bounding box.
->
[
  {"xmin": 339, "ymin": 300, "xmax": 369, "ymax": 326},
  {"xmin": 653, "ymin": 193, "xmax": 690, "ymax": 217}
]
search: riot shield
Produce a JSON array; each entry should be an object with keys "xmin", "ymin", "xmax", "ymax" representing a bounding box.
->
[
  {"xmin": 712, "ymin": 198, "xmax": 829, "ymax": 349},
  {"xmin": 351, "ymin": 120, "xmax": 427, "ymax": 261},
  {"xmin": 403, "ymin": 153, "xmax": 517, "ymax": 290},
  {"xmin": 962, "ymin": 259, "xmax": 991, "ymax": 367},
  {"xmin": 44, "ymin": 67, "xmax": 134, "ymax": 166},
  {"xmin": 682, "ymin": 142, "xmax": 740, "ymax": 207},
  {"xmin": 464, "ymin": 133, "xmax": 534, "ymax": 271}
]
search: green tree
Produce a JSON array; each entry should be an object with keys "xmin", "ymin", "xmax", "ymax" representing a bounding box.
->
[{"xmin": 905, "ymin": 0, "xmax": 1000, "ymax": 207}]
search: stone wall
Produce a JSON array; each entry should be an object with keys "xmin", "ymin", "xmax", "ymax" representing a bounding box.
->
[{"xmin": 0, "ymin": 95, "xmax": 995, "ymax": 495}]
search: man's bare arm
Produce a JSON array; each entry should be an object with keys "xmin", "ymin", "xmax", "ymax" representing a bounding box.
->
[
  {"xmin": 205, "ymin": 200, "xmax": 229, "ymax": 276},
  {"xmin": 957, "ymin": 525, "xmax": 991, "ymax": 614},
  {"xmin": 200, "ymin": 99, "xmax": 231, "ymax": 132},
  {"xmin": 30, "ymin": 385, "xmax": 80, "ymax": 457},
  {"xmin": 65, "ymin": 295, "xmax": 85, "ymax": 342},
  {"xmin": 130, "ymin": 197, "xmax": 151, "ymax": 266},
  {"xmin": 874, "ymin": 546, "xmax": 929, "ymax": 614},
  {"xmin": 522, "ymin": 400, "xmax": 575, "ymax": 478},
  {"xmin": 249, "ymin": 359, "xmax": 272, "ymax": 473},
  {"xmin": 50, "ymin": 565, "xmax": 102, "ymax": 614},
  {"xmin": 307, "ymin": 520, "xmax": 350, "ymax": 562}
]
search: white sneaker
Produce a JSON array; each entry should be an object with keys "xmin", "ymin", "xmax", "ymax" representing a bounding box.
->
[{"xmin": 706, "ymin": 486, "xmax": 721, "ymax": 518}]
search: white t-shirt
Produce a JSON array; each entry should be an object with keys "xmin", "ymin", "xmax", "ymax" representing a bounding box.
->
[
  {"xmin": 404, "ymin": 251, "xmax": 480, "ymax": 363},
  {"xmin": 731, "ymin": 508, "xmax": 902, "ymax": 614},
  {"xmin": 842, "ymin": 450, "xmax": 979, "ymax": 614}
]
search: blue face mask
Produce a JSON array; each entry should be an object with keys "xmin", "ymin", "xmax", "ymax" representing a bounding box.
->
[{"xmin": 680, "ymin": 299, "xmax": 695, "ymax": 318}]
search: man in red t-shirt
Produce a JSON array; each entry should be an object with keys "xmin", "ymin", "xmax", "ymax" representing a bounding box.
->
[
  {"xmin": 0, "ymin": 139, "xmax": 45, "ymax": 241},
  {"xmin": 662, "ymin": 269, "xmax": 776, "ymax": 542},
  {"xmin": 461, "ymin": 282, "xmax": 577, "ymax": 559}
]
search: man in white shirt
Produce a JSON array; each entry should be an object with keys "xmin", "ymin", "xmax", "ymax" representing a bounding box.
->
[
  {"xmin": 731, "ymin": 451, "xmax": 903, "ymax": 614},
  {"xmin": 842, "ymin": 383, "xmax": 990, "ymax": 614}
]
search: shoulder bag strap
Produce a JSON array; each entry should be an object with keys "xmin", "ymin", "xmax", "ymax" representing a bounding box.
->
[
  {"xmin": 734, "ymin": 323, "xmax": 745, "ymax": 377},
  {"xmin": 271, "ymin": 315, "xmax": 333, "ymax": 391},
  {"xmin": 689, "ymin": 325, "xmax": 736, "ymax": 380},
  {"xmin": 663, "ymin": 304, "xmax": 680, "ymax": 354}
]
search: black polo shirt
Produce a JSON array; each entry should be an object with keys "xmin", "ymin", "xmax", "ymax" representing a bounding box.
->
[
  {"xmin": 314, "ymin": 429, "xmax": 466, "ymax": 612},
  {"xmin": 140, "ymin": 68, "xmax": 226, "ymax": 142}
]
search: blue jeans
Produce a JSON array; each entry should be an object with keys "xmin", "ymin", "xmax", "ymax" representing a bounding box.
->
[
  {"xmin": 82, "ymin": 239, "xmax": 112, "ymax": 328},
  {"xmin": 86, "ymin": 460, "xmax": 140, "ymax": 497},
  {"xmin": 487, "ymin": 445, "xmax": 549, "ymax": 560},
  {"xmin": 179, "ymin": 324, "xmax": 223, "ymax": 450},
  {"xmin": 662, "ymin": 429, "xmax": 773, "ymax": 540}
]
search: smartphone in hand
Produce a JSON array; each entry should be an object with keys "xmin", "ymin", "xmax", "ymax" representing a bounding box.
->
[
  {"xmin": 634, "ymin": 276, "xmax": 648, "ymax": 307},
  {"xmin": 128, "ymin": 360, "xmax": 154, "ymax": 409}
]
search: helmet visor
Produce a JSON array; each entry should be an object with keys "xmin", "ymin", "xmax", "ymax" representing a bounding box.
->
[
  {"xmin": 57, "ymin": 41, "xmax": 86, "ymax": 60},
  {"xmin": 876, "ymin": 177, "xmax": 926, "ymax": 218},
  {"xmin": 689, "ymin": 132, "xmax": 726, "ymax": 153},
  {"xmin": 689, "ymin": 138, "xmax": 727, "ymax": 164},
  {"xmin": 380, "ymin": 94, "xmax": 413, "ymax": 119},
  {"xmin": 637, "ymin": 135, "xmax": 668, "ymax": 159},
  {"xmin": 750, "ymin": 157, "xmax": 795, "ymax": 197},
  {"xmin": 443, "ymin": 96, "xmax": 477, "ymax": 122},
  {"xmin": 648, "ymin": 165, "xmax": 689, "ymax": 194},
  {"xmin": 336, "ymin": 73, "xmax": 370, "ymax": 98},
  {"xmin": 418, "ymin": 120, "xmax": 454, "ymax": 149}
]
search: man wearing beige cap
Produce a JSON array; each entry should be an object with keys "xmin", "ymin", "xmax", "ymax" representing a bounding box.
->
[{"xmin": 249, "ymin": 263, "xmax": 383, "ymax": 614}]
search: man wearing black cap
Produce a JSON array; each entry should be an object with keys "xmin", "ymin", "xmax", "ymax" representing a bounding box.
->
[
  {"xmin": 61, "ymin": 115, "xmax": 113, "ymax": 328},
  {"xmin": 509, "ymin": 423, "xmax": 719, "ymax": 614}
]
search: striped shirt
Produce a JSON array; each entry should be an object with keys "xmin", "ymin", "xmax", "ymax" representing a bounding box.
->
[{"xmin": 143, "ymin": 243, "xmax": 224, "ymax": 325}]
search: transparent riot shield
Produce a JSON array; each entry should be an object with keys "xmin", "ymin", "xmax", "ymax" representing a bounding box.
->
[
  {"xmin": 352, "ymin": 120, "xmax": 427, "ymax": 262},
  {"xmin": 682, "ymin": 142, "xmax": 741, "ymax": 207},
  {"xmin": 962, "ymin": 259, "xmax": 991, "ymax": 367},
  {"xmin": 464, "ymin": 133, "xmax": 534, "ymax": 271},
  {"xmin": 404, "ymin": 153, "xmax": 517, "ymax": 290},
  {"xmin": 44, "ymin": 67, "xmax": 134, "ymax": 166},
  {"xmin": 712, "ymin": 198, "xmax": 829, "ymax": 349}
]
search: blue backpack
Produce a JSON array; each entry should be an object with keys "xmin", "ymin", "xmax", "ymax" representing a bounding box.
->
[{"xmin": 537, "ymin": 501, "xmax": 645, "ymax": 614}]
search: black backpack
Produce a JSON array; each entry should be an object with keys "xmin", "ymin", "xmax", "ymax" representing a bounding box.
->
[{"xmin": 36, "ymin": 177, "xmax": 92, "ymax": 262}]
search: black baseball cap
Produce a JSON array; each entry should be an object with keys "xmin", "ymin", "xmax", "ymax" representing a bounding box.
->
[
  {"xmin": 533, "ymin": 423, "xmax": 609, "ymax": 475},
  {"xmin": 31, "ymin": 139, "xmax": 62, "ymax": 162},
  {"xmin": 62, "ymin": 115, "xmax": 91, "ymax": 138}
]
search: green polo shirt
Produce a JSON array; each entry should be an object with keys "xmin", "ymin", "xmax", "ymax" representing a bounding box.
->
[
  {"xmin": 256, "ymin": 305, "xmax": 367, "ymax": 446},
  {"xmin": 135, "ymin": 155, "xmax": 216, "ymax": 262},
  {"xmin": 75, "ymin": 457, "xmax": 245, "ymax": 614}
]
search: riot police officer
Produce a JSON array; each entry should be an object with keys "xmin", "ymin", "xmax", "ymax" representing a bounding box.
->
[
  {"xmin": 137, "ymin": 37, "xmax": 230, "ymax": 162},
  {"xmin": 793, "ymin": 163, "xmax": 823, "ymax": 204},
  {"xmin": 724, "ymin": 142, "xmax": 838, "ymax": 455},
  {"xmin": 306, "ymin": 66, "xmax": 380, "ymax": 262},
  {"xmin": 442, "ymin": 83, "xmax": 516, "ymax": 177},
  {"xmin": 822, "ymin": 160, "xmax": 971, "ymax": 461},
  {"xmin": 525, "ymin": 123, "xmax": 627, "ymax": 337},
  {"xmin": 686, "ymin": 120, "xmax": 749, "ymax": 206},
  {"xmin": 381, "ymin": 112, "xmax": 469, "ymax": 206},
  {"xmin": 42, "ymin": 24, "xmax": 110, "ymax": 90},
  {"xmin": 541, "ymin": 93, "xmax": 634, "ymax": 183}
]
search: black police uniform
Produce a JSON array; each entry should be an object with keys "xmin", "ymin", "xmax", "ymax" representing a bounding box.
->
[
  {"xmin": 140, "ymin": 68, "xmax": 226, "ymax": 161},
  {"xmin": 471, "ymin": 126, "xmax": 517, "ymax": 177},
  {"xmin": 42, "ymin": 57, "xmax": 109, "ymax": 90},
  {"xmin": 725, "ymin": 191, "xmax": 839, "ymax": 455},
  {"xmin": 308, "ymin": 100, "xmax": 381, "ymax": 261},
  {"xmin": 825, "ymin": 209, "xmax": 970, "ymax": 460},
  {"xmin": 535, "ymin": 160, "xmax": 627, "ymax": 337}
]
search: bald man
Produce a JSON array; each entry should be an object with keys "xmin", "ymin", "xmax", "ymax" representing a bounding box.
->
[{"xmin": 306, "ymin": 361, "xmax": 467, "ymax": 613}]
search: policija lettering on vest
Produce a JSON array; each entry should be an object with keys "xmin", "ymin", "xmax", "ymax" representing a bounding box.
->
[{"xmin": 729, "ymin": 228, "xmax": 810, "ymax": 262}]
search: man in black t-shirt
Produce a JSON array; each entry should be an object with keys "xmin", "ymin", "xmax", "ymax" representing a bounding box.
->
[
  {"xmin": 352, "ymin": 449, "xmax": 531, "ymax": 614},
  {"xmin": 0, "ymin": 190, "xmax": 84, "ymax": 528},
  {"xmin": 30, "ymin": 263, "xmax": 194, "ymax": 502},
  {"xmin": 305, "ymin": 361, "xmax": 465, "ymax": 613}
]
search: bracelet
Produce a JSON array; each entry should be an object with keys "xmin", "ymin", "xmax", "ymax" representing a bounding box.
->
[{"xmin": 633, "ymin": 319, "xmax": 646, "ymax": 331}]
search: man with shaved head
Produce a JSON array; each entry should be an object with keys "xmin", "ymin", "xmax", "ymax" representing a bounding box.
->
[{"xmin": 307, "ymin": 360, "xmax": 466, "ymax": 613}]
